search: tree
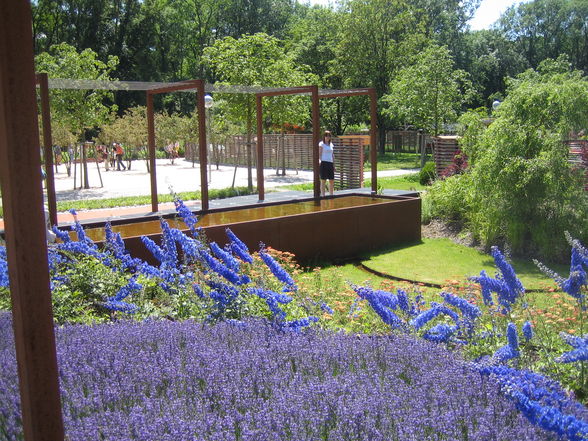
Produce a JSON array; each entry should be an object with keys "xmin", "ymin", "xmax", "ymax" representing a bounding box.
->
[
  {"xmin": 382, "ymin": 44, "xmax": 473, "ymax": 135},
  {"xmin": 428, "ymin": 57, "xmax": 588, "ymax": 259},
  {"xmin": 498, "ymin": 0, "xmax": 588, "ymax": 74},
  {"xmin": 203, "ymin": 33, "xmax": 315, "ymax": 189},
  {"xmin": 460, "ymin": 29, "xmax": 529, "ymax": 108},
  {"xmin": 35, "ymin": 43, "xmax": 119, "ymax": 139},
  {"xmin": 36, "ymin": 43, "xmax": 118, "ymax": 187},
  {"xmin": 337, "ymin": 0, "xmax": 424, "ymax": 152}
]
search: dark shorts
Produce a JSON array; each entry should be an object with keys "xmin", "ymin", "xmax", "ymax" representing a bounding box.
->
[{"xmin": 320, "ymin": 161, "xmax": 334, "ymax": 180}]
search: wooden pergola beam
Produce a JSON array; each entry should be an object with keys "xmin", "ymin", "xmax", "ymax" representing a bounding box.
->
[{"xmin": 0, "ymin": 0, "xmax": 64, "ymax": 439}]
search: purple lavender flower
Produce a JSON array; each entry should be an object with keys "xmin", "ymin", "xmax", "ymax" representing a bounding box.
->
[{"xmin": 0, "ymin": 314, "xmax": 575, "ymax": 441}]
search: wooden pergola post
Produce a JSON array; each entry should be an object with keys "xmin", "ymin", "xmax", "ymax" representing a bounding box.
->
[
  {"xmin": 196, "ymin": 80, "xmax": 209, "ymax": 211},
  {"xmin": 0, "ymin": 0, "xmax": 65, "ymax": 439},
  {"xmin": 311, "ymin": 86, "xmax": 321, "ymax": 200},
  {"xmin": 255, "ymin": 94, "xmax": 264, "ymax": 201},
  {"xmin": 146, "ymin": 92, "xmax": 158, "ymax": 213},
  {"xmin": 369, "ymin": 87, "xmax": 378, "ymax": 193},
  {"xmin": 145, "ymin": 80, "xmax": 208, "ymax": 211},
  {"xmin": 37, "ymin": 73, "xmax": 58, "ymax": 226}
]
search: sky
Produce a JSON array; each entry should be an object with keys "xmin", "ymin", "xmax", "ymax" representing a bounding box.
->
[{"xmin": 305, "ymin": 0, "xmax": 531, "ymax": 31}]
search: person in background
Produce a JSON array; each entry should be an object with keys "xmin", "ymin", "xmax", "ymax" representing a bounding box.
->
[
  {"xmin": 114, "ymin": 142, "xmax": 126, "ymax": 171},
  {"xmin": 319, "ymin": 130, "xmax": 335, "ymax": 197}
]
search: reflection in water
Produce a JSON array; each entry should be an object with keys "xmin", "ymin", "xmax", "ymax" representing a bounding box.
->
[{"xmin": 82, "ymin": 196, "xmax": 391, "ymax": 242}]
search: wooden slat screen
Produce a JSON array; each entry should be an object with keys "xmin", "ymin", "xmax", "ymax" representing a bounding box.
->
[
  {"xmin": 333, "ymin": 137, "xmax": 364, "ymax": 190},
  {"xmin": 184, "ymin": 134, "xmax": 363, "ymax": 189},
  {"xmin": 432, "ymin": 136, "xmax": 460, "ymax": 176},
  {"xmin": 566, "ymin": 139, "xmax": 588, "ymax": 190}
]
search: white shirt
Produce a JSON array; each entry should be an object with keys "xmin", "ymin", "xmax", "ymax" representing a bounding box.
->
[{"xmin": 319, "ymin": 141, "xmax": 334, "ymax": 162}]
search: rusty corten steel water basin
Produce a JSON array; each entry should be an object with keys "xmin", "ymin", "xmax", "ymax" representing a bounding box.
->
[{"xmin": 80, "ymin": 194, "xmax": 421, "ymax": 263}]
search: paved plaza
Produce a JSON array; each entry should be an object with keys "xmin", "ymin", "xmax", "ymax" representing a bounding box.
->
[
  {"xmin": 51, "ymin": 158, "xmax": 317, "ymax": 201},
  {"xmin": 1, "ymin": 158, "xmax": 419, "ymax": 229}
]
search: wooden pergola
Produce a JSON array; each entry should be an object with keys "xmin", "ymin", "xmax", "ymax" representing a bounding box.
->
[
  {"xmin": 0, "ymin": 2, "xmax": 378, "ymax": 439},
  {"xmin": 37, "ymin": 78, "xmax": 379, "ymax": 223}
]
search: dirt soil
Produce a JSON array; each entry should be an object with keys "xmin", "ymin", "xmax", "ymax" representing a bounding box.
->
[{"xmin": 421, "ymin": 219, "xmax": 485, "ymax": 252}]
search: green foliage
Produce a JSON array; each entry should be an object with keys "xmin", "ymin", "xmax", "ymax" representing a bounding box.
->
[
  {"xmin": 35, "ymin": 43, "xmax": 118, "ymax": 138},
  {"xmin": 428, "ymin": 58, "xmax": 588, "ymax": 259},
  {"xmin": 49, "ymin": 254, "xmax": 127, "ymax": 324},
  {"xmin": 419, "ymin": 161, "xmax": 436, "ymax": 185},
  {"xmin": 382, "ymin": 44, "xmax": 474, "ymax": 135},
  {"xmin": 425, "ymin": 173, "xmax": 472, "ymax": 222}
]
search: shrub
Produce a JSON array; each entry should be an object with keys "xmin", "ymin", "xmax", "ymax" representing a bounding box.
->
[
  {"xmin": 428, "ymin": 58, "xmax": 588, "ymax": 259},
  {"xmin": 419, "ymin": 161, "xmax": 436, "ymax": 185}
]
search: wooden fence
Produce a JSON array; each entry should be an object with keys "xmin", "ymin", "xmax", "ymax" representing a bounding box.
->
[{"xmin": 185, "ymin": 133, "xmax": 364, "ymax": 189}]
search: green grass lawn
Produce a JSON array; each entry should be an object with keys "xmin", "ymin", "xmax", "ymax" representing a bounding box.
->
[
  {"xmin": 277, "ymin": 174, "xmax": 425, "ymax": 192},
  {"xmin": 364, "ymin": 152, "xmax": 424, "ymax": 171},
  {"xmin": 365, "ymin": 174, "xmax": 426, "ymax": 191},
  {"xmin": 360, "ymin": 238, "xmax": 567, "ymax": 290}
]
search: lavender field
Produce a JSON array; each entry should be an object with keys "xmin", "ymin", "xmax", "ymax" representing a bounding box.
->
[
  {"xmin": 1, "ymin": 201, "xmax": 588, "ymax": 440},
  {"xmin": 0, "ymin": 313, "xmax": 566, "ymax": 441}
]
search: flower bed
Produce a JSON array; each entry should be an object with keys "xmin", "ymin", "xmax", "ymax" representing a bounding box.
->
[{"xmin": 0, "ymin": 314, "xmax": 564, "ymax": 441}]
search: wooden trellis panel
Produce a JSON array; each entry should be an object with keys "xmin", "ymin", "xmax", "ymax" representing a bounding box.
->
[
  {"xmin": 432, "ymin": 136, "xmax": 460, "ymax": 176},
  {"xmin": 334, "ymin": 137, "xmax": 364, "ymax": 189},
  {"xmin": 566, "ymin": 139, "xmax": 588, "ymax": 190}
]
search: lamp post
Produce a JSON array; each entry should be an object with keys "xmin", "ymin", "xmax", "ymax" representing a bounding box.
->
[
  {"xmin": 492, "ymin": 100, "xmax": 501, "ymax": 112},
  {"xmin": 204, "ymin": 94, "xmax": 213, "ymax": 183}
]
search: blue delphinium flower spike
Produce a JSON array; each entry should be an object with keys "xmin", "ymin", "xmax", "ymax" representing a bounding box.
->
[
  {"xmin": 259, "ymin": 249, "xmax": 296, "ymax": 290},
  {"xmin": 556, "ymin": 332, "xmax": 588, "ymax": 363},
  {"xmin": 441, "ymin": 291, "xmax": 482, "ymax": 321},
  {"xmin": 522, "ymin": 321, "xmax": 533, "ymax": 341},
  {"xmin": 173, "ymin": 197, "xmax": 199, "ymax": 237}
]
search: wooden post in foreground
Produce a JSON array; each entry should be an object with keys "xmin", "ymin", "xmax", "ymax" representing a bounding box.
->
[{"xmin": 0, "ymin": 0, "xmax": 65, "ymax": 439}]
